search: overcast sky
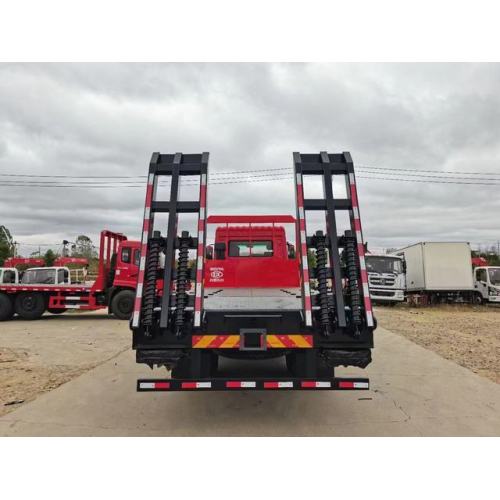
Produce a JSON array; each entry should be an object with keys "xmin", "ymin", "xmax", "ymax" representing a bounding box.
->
[{"xmin": 0, "ymin": 63, "xmax": 499, "ymax": 256}]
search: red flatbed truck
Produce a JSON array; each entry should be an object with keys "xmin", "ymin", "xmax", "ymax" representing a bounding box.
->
[
  {"xmin": 132, "ymin": 151, "xmax": 375, "ymax": 392},
  {"xmin": 0, "ymin": 230, "xmax": 140, "ymax": 321}
]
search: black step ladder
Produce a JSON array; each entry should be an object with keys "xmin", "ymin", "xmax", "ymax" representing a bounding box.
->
[
  {"xmin": 131, "ymin": 152, "xmax": 209, "ymax": 333},
  {"xmin": 293, "ymin": 151, "xmax": 374, "ymax": 333}
]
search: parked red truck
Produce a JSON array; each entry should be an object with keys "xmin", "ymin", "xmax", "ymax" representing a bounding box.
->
[
  {"xmin": 0, "ymin": 230, "xmax": 140, "ymax": 321},
  {"xmin": 132, "ymin": 151, "xmax": 375, "ymax": 393}
]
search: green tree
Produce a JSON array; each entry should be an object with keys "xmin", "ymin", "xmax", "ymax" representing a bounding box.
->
[
  {"xmin": 44, "ymin": 249, "xmax": 57, "ymax": 266},
  {"xmin": 307, "ymin": 248, "xmax": 317, "ymax": 269},
  {"xmin": 73, "ymin": 235, "xmax": 97, "ymax": 260},
  {"xmin": 0, "ymin": 225, "xmax": 14, "ymax": 266}
]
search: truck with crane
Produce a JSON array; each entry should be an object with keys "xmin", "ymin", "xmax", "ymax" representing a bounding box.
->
[
  {"xmin": 132, "ymin": 151, "xmax": 375, "ymax": 392},
  {"xmin": 0, "ymin": 230, "xmax": 140, "ymax": 321}
]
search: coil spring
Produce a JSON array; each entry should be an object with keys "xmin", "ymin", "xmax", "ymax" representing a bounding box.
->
[
  {"xmin": 175, "ymin": 236, "xmax": 190, "ymax": 335},
  {"xmin": 142, "ymin": 239, "xmax": 160, "ymax": 328},
  {"xmin": 315, "ymin": 234, "xmax": 331, "ymax": 335},
  {"xmin": 345, "ymin": 236, "xmax": 362, "ymax": 326}
]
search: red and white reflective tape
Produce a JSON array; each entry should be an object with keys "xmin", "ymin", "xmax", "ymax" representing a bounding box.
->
[
  {"xmin": 301, "ymin": 381, "xmax": 332, "ymax": 388},
  {"xmin": 138, "ymin": 379, "xmax": 368, "ymax": 391},
  {"xmin": 348, "ymin": 172, "xmax": 374, "ymax": 327},
  {"xmin": 264, "ymin": 381, "xmax": 294, "ymax": 389},
  {"xmin": 132, "ymin": 172, "xmax": 156, "ymax": 328},
  {"xmin": 139, "ymin": 381, "xmax": 171, "ymax": 390},
  {"xmin": 338, "ymin": 380, "xmax": 369, "ymax": 389},
  {"xmin": 181, "ymin": 381, "xmax": 211, "ymax": 389},
  {"xmin": 295, "ymin": 172, "xmax": 312, "ymax": 326},
  {"xmin": 226, "ymin": 381, "xmax": 257, "ymax": 389},
  {"xmin": 194, "ymin": 172, "xmax": 207, "ymax": 327}
]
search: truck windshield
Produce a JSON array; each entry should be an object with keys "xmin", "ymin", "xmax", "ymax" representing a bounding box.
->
[
  {"xmin": 2, "ymin": 270, "xmax": 16, "ymax": 283},
  {"xmin": 21, "ymin": 269, "xmax": 56, "ymax": 284},
  {"xmin": 488, "ymin": 268, "xmax": 500, "ymax": 285},
  {"xmin": 366, "ymin": 256, "xmax": 403, "ymax": 274},
  {"xmin": 228, "ymin": 241, "xmax": 273, "ymax": 257}
]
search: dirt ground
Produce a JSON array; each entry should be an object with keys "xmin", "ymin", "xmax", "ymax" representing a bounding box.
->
[
  {"xmin": 0, "ymin": 312, "xmax": 129, "ymax": 416},
  {"xmin": 375, "ymin": 304, "xmax": 500, "ymax": 384}
]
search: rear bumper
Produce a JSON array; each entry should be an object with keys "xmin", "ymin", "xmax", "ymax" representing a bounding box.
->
[
  {"xmin": 137, "ymin": 377, "xmax": 369, "ymax": 392},
  {"xmin": 370, "ymin": 289, "xmax": 404, "ymax": 302}
]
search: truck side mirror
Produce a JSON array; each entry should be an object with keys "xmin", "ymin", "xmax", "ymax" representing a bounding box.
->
[
  {"xmin": 287, "ymin": 244, "xmax": 296, "ymax": 259},
  {"xmin": 402, "ymin": 261, "xmax": 407, "ymax": 273},
  {"xmin": 214, "ymin": 242, "xmax": 226, "ymax": 260},
  {"xmin": 206, "ymin": 245, "xmax": 214, "ymax": 260}
]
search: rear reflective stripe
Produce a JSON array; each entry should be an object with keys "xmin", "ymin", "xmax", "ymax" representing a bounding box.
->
[
  {"xmin": 226, "ymin": 381, "xmax": 256, "ymax": 388},
  {"xmin": 264, "ymin": 381, "xmax": 293, "ymax": 389},
  {"xmin": 155, "ymin": 382, "xmax": 170, "ymax": 389},
  {"xmin": 181, "ymin": 382, "xmax": 212, "ymax": 389},
  {"xmin": 192, "ymin": 334, "xmax": 313, "ymax": 349},
  {"xmin": 339, "ymin": 381, "xmax": 369, "ymax": 389},
  {"xmin": 138, "ymin": 379, "xmax": 368, "ymax": 391},
  {"xmin": 301, "ymin": 381, "xmax": 332, "ymax": 388}
]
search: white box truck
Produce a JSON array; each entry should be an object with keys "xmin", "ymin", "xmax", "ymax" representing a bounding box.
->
[{"xmin": 396, "ymin": 242, "xmax": 475, "ymax": 303}]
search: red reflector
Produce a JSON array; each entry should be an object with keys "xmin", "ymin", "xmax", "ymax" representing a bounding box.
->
[
  {"xmin": 264, "ymin": 382, "xmax": 279, "ymax": 389},
  {"xmin": 155, "ymin": 382, "xmax": 170, "ymax": 389},
  {"xmin": 339, "ymin": 381, "xmax": 355, "ymax": 388},
  {"xmin": 181, "ymin": 382, "xmax": 197, "ymax": 389},
  {"xmin": 301, "ymin": 381, "xmax": 316, "ymax": 388},
  {"xmin": 226, "ymin": 381, "xmax": 241, "ymax": 388}
]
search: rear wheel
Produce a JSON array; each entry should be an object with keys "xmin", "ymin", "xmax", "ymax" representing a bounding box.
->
[
  {"xmin": 15, "ymin": 292, "xmax": 46, "ymax": 320},
  {"xmin": 0, "ymin": 293, "xmax": 14, "ymax": 321},
  {"xmin": 111, "ymin": 289, "xmax": 135, "ymax": 320}
]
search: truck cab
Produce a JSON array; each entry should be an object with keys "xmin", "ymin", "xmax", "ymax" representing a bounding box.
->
[
  {"xmin": 204, "ymin": 216, "xmax": 299, "ymax": 289},
  {"xmin": 0, "ymin": 268, "xmax": 19, "ymax": 284},
  {"xmin": 111, "ymin": 240, "xmax": 141, "ymax": 286},
  {"xmin": 365, "ymin": 253, "xmax": 405, "ymax": 305},
  {"xmin": 20, "ymin": 267, "xmax": 71, "ymax": 285},
  {"xmin": 474, "ymin": 266, "xmax": 500, "ymax": 303},
  {"xmin": 104, "ymin": 239, "xmax": 141, "ymax": 319}
]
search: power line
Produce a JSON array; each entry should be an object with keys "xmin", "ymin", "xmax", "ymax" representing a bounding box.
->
[
  {"xmin": 357, "ymin": 169, "xmax": 500, "ymax": 182},
  {"xmin": 1, "ymin": 165, "xmax": 500, "ymax": 188},
  {"xmin": 0, "ymin": 173, "xmax": 296, "ymax": 188},
  {"xmin": 1, "ymin": 173, "xmax": 500, "ymax": 188},
  {"xmin": 0, "ymin": 170, "xmax": 294, "ymax": 185},
  {"xmin": 2, "ymin": 163, "xmax": 500, "ymax": 179},
  {"xmin": 356, "ymin": 175, "xmax": 500, "ymax": 185},
  {"xmin": 0, "ymin": 167, "xmax": 292, "ymax": 179},
  {"xmin": 358, "ymin": 164, "xmax": 500, "ymax": 176}
]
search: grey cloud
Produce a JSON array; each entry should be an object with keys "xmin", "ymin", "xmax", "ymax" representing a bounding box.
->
[{"xmin": 0, "ymin": 63, "xmax": 499, "ymax": 256}]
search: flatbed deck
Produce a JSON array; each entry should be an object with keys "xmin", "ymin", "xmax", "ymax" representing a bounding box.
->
[
  {"xmin": 0, "ymin": 283, "xmax": 99, "ymax": 293},
  {"xmin": 204, "ymin": 287, "xmax": 302, "ymax": 311}
]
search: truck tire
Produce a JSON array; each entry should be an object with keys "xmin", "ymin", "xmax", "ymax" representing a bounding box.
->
[
  {"xmin": 473, "ymin": 293, "xmax": 484, "ymax": 305},
  {"xmin": 111, "ymin": 289, "xmax": 135, "ymax": 320},
  {"xmin": 15, "ymin": 292, "xmax": 46, "ymax": 320},
  {"xmin": 0, "ymin": 293, "xmax": 14, "ymax": 321}
]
